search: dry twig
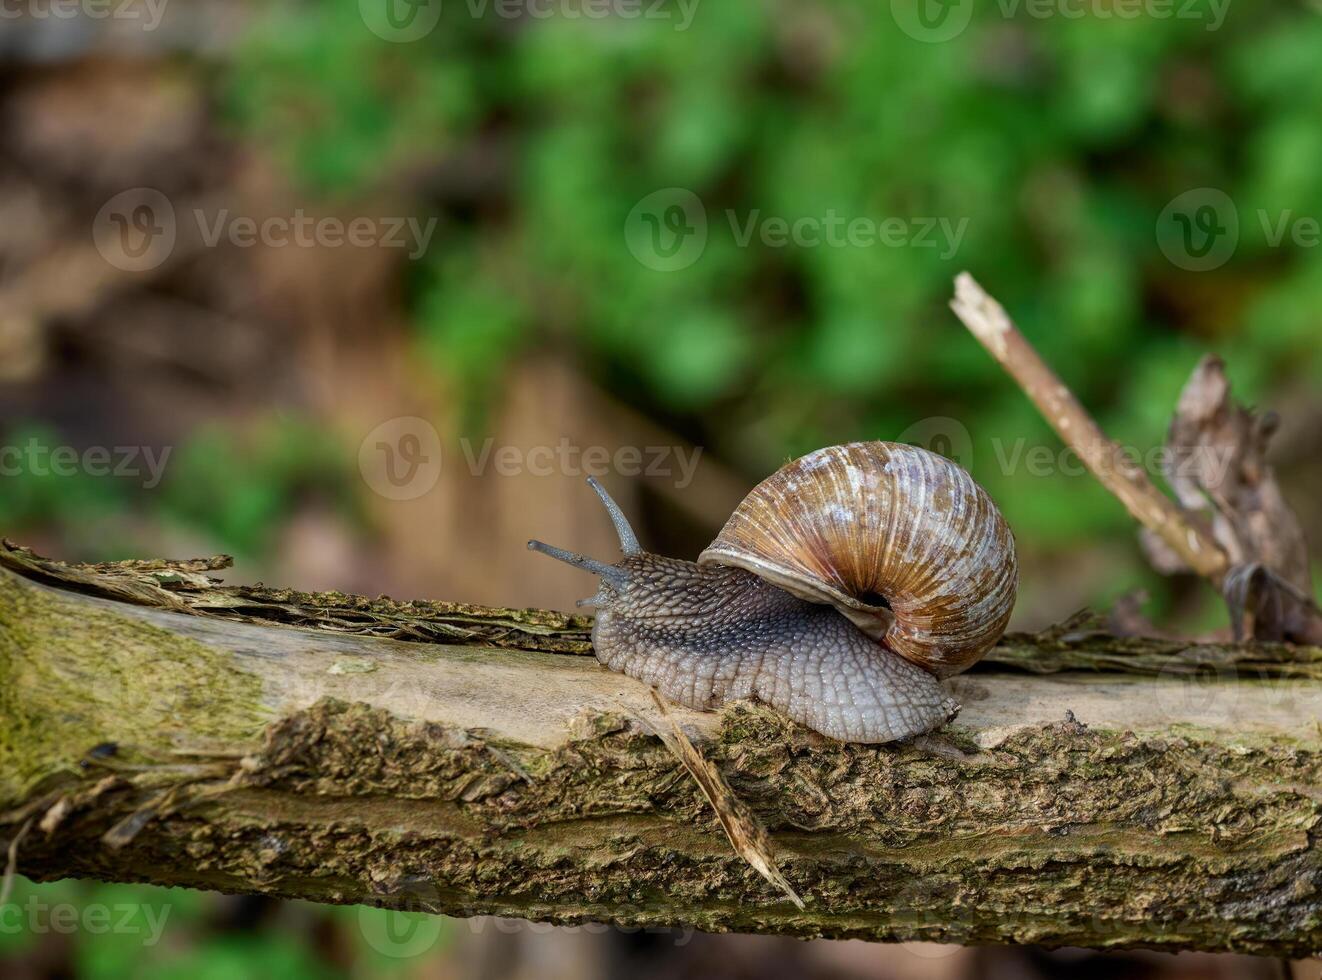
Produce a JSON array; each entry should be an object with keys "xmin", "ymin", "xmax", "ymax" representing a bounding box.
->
[
  {"xmin": 951, "ymin": 273, "xmax": 1322, "ymax": 643},
  {"xmin": 950, "ymin": 272, "xmax": 1228, "ymax": 581}
]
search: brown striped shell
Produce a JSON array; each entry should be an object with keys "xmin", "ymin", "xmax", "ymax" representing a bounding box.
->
[{"xmin": 697, "ymin": 442, "xmax": 1017, "ymax": 677}]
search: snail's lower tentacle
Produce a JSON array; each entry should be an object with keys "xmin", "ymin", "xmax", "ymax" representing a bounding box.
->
[{"xmin": 527, "ymin": 539, "xmax": 629, "ymax": 590}]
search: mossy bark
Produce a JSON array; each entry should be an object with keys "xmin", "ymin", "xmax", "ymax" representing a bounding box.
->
[{"xmin": 0, "ymin": 546, "xmax": 1318, "ymax": 957}]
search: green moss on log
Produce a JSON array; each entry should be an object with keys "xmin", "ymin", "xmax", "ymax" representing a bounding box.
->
[{"xmin": 0, "ymin": 574, "xmax": 269, "ymax": 807}]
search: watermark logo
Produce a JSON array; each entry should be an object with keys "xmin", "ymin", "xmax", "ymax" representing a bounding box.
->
[
  {"xmin": 889, "ymin": 876, "xmax": 969, "ymax": 957},
  {"xmin": 357, "ymin": 422, "xmax": 704, "ymax": 499},
  {"xmin": 359, "ymin": 0, "xmax": 444, "ymax": 41},
  {"xmin": 356, "ymin": 880, "xmax": 444, "ymax": 958},
  {"xmin": 0, "ymin": 896, "xmax": 171, "ymax": 946},
  {"xmin": 1153, "ymin": 661, "xmax": 1238, "ymax": 722},
  {"xmin": 1158, "ymin": 189, "xmax": 1322, "ymax": 270},
  {"xmin": 359, "ymin": 417, "xmax": 443, "ymax": 501},
  {"xmin": 890, "ymin": 0, "xmax": 975, "ymax": 42},
  {"xmin": 94, "ymin": 191, "xmax": 439, "ymax": 272},
  {"xmin": 0, "ymin": 439, "xmax": 171, "ymax": 489},
  {"xmin": 625, "ymin": 190, "xmax": 969, "ymax": 269},
  {"xmin": 896, "ymin": 416, "xmax": 974, "ymax": 470},
  {"xmin": 0, "ymin": 0, "xmax": 170, "ymax": 29},
  {"xmin": 625, "ymin": 188, "xmax": 708, "ymax": 272},
  {"xmin": 93, "ymin": 188, "xmax": 176, "ymax": 273},
  {"xmin": 1156, "ymin": 187, "xmax": 1239, "ymax": 272}
]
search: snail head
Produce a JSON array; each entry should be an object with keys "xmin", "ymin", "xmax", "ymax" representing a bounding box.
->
[{"xmin": 527, "ymin": 477, "xmax": 641, "ymax": 607}]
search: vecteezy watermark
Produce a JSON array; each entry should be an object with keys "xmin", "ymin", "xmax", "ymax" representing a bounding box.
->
[
  {"xmin": 93, "ymin": 188, "xmax": 438, "ymax": 272},
  {"xmin": 0, "ymin": 896, "xmax": 171, "ymax": 945},
  {"xmin": 1157, "ymin": 188, "xmax": 1322, "ymax": 272},
  {"xmin": 727, "ymin": 210, "xmax": 968, "ymax": 259},
  {"xmin": 459, "ymin": 438, "xmax": 704, "ymax": 487},
  {"xmin": 997, "ymin": 0, "xmax": 1228, "ymax": 29},
  {"xmin": 357, "ymin": 878, "xmax": 445, "ymax": 959},
  {"xmin": 0, "ymin": 439, "xmax": 171, "ymax": 489},
  {"xmin": 625, "ymin": 188, "xmax": 968, "ymax": 271},
  {"xmin": 892, "ymin": 416, "xmax": 1238, "ymax": 489},
  {"xmin": 990, "ymin": 438, "xmax": 1235, "ymax": 487},
  {"xmin": 359, "ymin": 0, "xmax": 699, "ymax": 42},
  {"xmin": 358, "ymin": 417, "xmax": 444, "ymax": 502},
  {"xmin": 0, "ymin": 0, "xmax": 169, "ymax": 29},
  {"xmin": 625, "ymin": 188, "xmax": 709, "ymax": 272},
  {"xmin": 357, "ymin": 894, "xmax": 695, "ymax": 959},
  {"xmin": 1156, "ymin": 187, "xmax": 1239, "ymax": 272},
  {"xmin": 890, "ymin": 0, "xmax": 1228, "ymax": 43},
  {"xmin": 357, "ymin": 418, "xmax": 704, "ymax": 500},
  {"xmin": 192, "ymin": 210, "xmax": 437, "ymax": 259}
]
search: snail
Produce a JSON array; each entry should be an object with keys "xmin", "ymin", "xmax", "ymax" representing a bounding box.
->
[{"xmin": 529, "ymin": 442, "xmax": 1017, "ymax": 743}]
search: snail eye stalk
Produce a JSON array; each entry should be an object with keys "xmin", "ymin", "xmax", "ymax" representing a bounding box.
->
[
  {"xmin": 527, "ymin": 539, "xmax": 630, "ymax": 591},
  {"xmin": 586, "ymin": 476, "xmax": 641, "ymax": 555}
]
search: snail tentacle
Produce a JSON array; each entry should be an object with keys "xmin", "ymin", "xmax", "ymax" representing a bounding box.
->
[
  {"xmin": 526, "ymin": 540, "xmax": 630, "ymax": 591},
  {"xmin": 587, "ymin": 476, "xmax": 641, "ymax": 555}
]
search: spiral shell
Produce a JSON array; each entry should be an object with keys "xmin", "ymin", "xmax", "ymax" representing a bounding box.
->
[{"xmin": 697, "ymin": 442, "xmax": 1017, "ymax": 677}]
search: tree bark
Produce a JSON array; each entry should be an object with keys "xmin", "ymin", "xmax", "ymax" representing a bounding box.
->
[{"xmin": 0, "ymin": 543, "xmax": 1318, "ymax": 957}]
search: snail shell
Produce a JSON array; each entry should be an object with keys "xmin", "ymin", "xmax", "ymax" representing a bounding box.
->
[{"xmin": 698, "ymin": 441, "xmax": 1017, "ymax": 677}]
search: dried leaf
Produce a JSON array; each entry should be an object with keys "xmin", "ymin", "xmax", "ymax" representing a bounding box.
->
[
  {"xmin": 1164, "ymin": 356, "xmax": 1311, "ymax": 588},
  {"xmin": 647, "ymin": 692, "xmax": 804, "ymax": 909},
  {"xmin": 1157, "ymin": 356, "xmax": 1322, "ymax": 642}
]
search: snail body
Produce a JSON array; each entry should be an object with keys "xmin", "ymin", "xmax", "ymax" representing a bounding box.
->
[{"xmin": 529, "ymin": 442, "xmax": 1017, "ymax": 743}]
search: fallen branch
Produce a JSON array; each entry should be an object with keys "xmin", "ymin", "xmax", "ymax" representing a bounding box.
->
[
  {"xmin": 1, "ymin": 549, "xmax": 1318, "ymax": 956},
  {"xmin": 950, "ymin": 273, "xmax": 1322, "ymax": 643}
]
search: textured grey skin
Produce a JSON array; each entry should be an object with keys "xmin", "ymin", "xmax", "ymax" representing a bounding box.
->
[{"xmin": 590, "ymin": 553, "xmax": 959, "ymax": 743}]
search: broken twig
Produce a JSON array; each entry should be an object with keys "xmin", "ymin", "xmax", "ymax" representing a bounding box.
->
[
  {"xmin": 950, "ymin": 272, "xmax": 1228, "ymax": 581},
  {"xmin": 951, "ymin": 273, "xmax": 1322, "ymax": 643}
]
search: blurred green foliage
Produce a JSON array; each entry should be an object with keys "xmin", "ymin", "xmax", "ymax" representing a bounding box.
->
[
  {"xmin": 0, "ymin": 427, "xmax": 131, "ymax": 537},
  {"xmin": 157, "ymin": 418, "xmax": 359, "ymax": 557},
  {"xmin": 222, "ymin": 0, "xmax": 1322, "ymax": 560},
  {"xmin": 0, "ymin": 418, "xmax": 357, "ymax": 561},
  {"xmin": 1, "ymin": 875, "xmax": 453, "ymax": 979},
  {"xmin": 13, "ymin": 0, "xmax": 1321, "ymax": 611}
]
